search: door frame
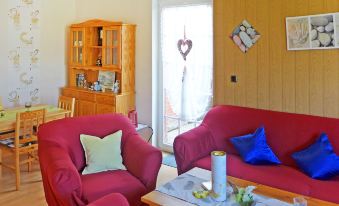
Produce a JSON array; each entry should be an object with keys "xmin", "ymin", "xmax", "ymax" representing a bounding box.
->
[{"xmin": 152, "ymin": 0, "xmax": 213, "ymax": 152}]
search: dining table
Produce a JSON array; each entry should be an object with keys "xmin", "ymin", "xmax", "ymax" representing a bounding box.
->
[{"xmin": 0, "ymin": 104, "xmax": 71, "ymax": 135}]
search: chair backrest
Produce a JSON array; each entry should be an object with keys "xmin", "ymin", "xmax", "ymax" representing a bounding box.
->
[
  {"xmin": 58, "ymin": 96, "xmax": 75, "ymax": 117},
  {"xmin": 38, "ymin": 113, "xmax": 138, "ymax": 171},
  {"xmin": 15, "ymin": 109, "xmax": 45, "ymax": 149}
]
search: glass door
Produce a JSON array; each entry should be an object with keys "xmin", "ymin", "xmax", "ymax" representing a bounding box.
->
[
  {"xmin": 102, "ymin": 27, "xmax": 121, "ymax": 69},
  {"xmin": 157, "ymin": 1, "xmax": 213, "ymax": 151},
  {"xmin": 70, "ymin": 29, "xmax": 84, "ymax": 65}
]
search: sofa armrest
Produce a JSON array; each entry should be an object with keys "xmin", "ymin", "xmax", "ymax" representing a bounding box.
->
[
  {"xmin": 123, "ymin": 134, "xmax": 162, "ymax": 192},
  {"xmin": 173, "ymin": 124, "xmax": 216, "ymax": 175},
  {"xmin": 39, "ymin": 142, "xmax": 84, "ymax": 206}
]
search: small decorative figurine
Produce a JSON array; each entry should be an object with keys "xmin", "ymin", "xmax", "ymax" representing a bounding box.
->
[
  {"xmin": 83, "ymin": 79, "xmax": 88, "ymax": 88},
  {"xmin": 96, "ymin": 56, "xmax": 102, "ymax": 66},
  {"xmin": 113, "ymin": 80, "xmax": 120, "ymax": 94},
  {"xmin": 93, "ymin": 81, "xmax": 101, "ymax": 91}
]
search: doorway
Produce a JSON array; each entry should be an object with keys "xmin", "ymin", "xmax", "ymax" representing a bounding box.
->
[{"xmin": 156, "ymin": 0, "xmax": 213, "ymax": 151}]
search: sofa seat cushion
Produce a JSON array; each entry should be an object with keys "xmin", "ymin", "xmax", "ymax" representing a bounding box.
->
[
  {"xmin": 82, "ymin": 170, "xmax": 147, "ymax": 206},
  {"xmin": 193, "ymin": 154, "xmax": 311, "ymax": 196},
  {"xmin": 308, "ymin": 176, "xmax": 339, "ymax": 203}
]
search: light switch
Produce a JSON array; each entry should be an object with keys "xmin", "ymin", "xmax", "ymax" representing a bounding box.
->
[{"xmin": 231, "ymin": 75, "xmax": 237, "ymax": 83}]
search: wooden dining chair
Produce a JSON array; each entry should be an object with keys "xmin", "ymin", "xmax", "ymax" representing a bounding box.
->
[
  {"xmin": 0, "ymin": 96, "xmax": 3, "ymax": 111},
  {"xmin": 0, "ymin": 109, "xmax": 45, "ymax": 190},
  {"xmin": 58, "ymin": 95, "xmax": 75, "ymax": 117}
]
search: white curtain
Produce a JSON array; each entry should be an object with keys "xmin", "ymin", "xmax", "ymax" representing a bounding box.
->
[{"xmin": 160, "ymin": 3, "xmax": 213, "ymax": 121}]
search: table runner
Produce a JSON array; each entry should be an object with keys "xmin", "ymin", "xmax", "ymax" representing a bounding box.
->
[{"xmin": 0, "ymin": 105, "xmax": 62, "ymax": 122}]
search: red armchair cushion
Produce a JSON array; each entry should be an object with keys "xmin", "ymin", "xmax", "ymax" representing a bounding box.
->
[
  {"xmin": 87, "ymin": 193, "xmax": 129, "ymax": 206},
  {"xmin": 82, "ymin": 170, "xmax": 146, "ymax": 205}
]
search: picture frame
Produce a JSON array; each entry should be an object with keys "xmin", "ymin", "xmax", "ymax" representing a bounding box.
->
[
  {"xmin": 98, "ymin": 71, "xmax": 115, "ymax": 89},
  {"xmin": 286, "ymin": 12, "xmax": 338, "ymax": 51}
]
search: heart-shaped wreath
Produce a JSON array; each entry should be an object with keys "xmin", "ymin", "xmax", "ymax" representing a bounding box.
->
[{"xmin": 177, "ymin": 38, "xmax": 193, "ymax": 61}]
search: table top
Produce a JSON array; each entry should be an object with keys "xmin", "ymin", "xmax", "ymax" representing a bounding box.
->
[
  {"xmin": 0, "ymin": 104, "xmax": 70, "ymax": 133},
  {"xmin": 141, "ymin": 167, "xmax": 337, "ymax": 206}
]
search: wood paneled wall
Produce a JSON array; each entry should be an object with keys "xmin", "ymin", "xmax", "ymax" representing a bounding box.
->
[{"xmin": 214, "ymin": 0, "xmax": 339, "ymax": 118}]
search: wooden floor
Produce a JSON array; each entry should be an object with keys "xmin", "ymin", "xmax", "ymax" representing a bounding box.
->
[{"xmin": 0, "ymin": 153, "xmax": 177, "ymax": 206}]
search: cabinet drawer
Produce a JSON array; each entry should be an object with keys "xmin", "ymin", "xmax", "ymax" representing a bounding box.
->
[
  {"xmin": 96, "ymin": 104, "xmax": 115, "ymax": 114},
  {"xmin": 96, "ymin": 95, "xmax": 115, "ymax": 105},
  {"xmin": 79, "ymin": 91, "xmax": 95, "ymax": 102},
  {"xmin": 78, "ymin": 100, "xmax": 96, "ymax": 116},
  {"xmin": 63, "ymin": 88, "xmax": 78, "ymax": 98}
]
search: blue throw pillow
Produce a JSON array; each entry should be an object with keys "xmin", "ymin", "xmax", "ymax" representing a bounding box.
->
[
  {"xmin": 292, "ymin": 133, "xmax": 339, "ymax": 180},
  {"xmin": 230, "ymin": 127, "xmax": 281, "ymax": 165}
]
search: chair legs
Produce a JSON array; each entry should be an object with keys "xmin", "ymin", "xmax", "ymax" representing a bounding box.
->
[
  {"xmin": 0, "ymin": 149, "xmax": 2, "ymax": 177},
  {"xmin": 27, "ymin": 152, "xmax": 32, "ymax": 172},
  {"xmin": 15, "ymin": 151, "xmax": 20, "ymax": 191}
]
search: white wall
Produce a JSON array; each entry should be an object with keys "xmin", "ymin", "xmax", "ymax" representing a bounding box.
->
[
  {"xmin": 75, "ymin": 0, "xmax": 153, "ymax": 125},
  {"xmin": 0, "ymin": 0, "xmax": 76, "ymax": 107},
  {"xmin": 1, "ymin": 0, "xmax": 152, "ymax": 125},
  {"xmin": 39, "ymin": 1, "xmax": 76, "ymax": 106}
]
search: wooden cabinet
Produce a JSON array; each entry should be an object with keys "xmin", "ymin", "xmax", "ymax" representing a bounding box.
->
[
  {"xmin": 96, "ymin": 104, "xmax": 115, "ymax": 114},
  {"xmin": 63, "ymin": 19, "xmax": 135, "ymax": 116},
  {"xmin": 78, "ymin": 100, "xmax": 96, "ymax": 116}
]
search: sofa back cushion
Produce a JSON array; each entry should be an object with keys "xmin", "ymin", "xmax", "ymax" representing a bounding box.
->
[
  {"xmin": 203, "ymin": 105, "xmax": 339, "ymax": 168},
  {"xmin": 38, "ymin": 114, "xmax": 137, "ymax": 172}
]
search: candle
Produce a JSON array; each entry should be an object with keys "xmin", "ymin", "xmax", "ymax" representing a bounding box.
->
[{"xmin": 211, "ymin": 151, "xmax": 227, "ymax": 202}]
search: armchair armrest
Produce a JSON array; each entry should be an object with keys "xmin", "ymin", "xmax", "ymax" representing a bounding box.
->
[
  {"xmin": 39, "ymin": 141, "xmax": 84, "ymax": 206},
  {"xmin": 173, "ymin": 124, "xmax": 216, "ymax": 175},
  {"xmin": 123, "ymin": 134, "xmax": 162, "ymax": 192}
]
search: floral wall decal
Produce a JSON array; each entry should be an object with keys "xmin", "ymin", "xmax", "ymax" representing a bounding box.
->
[
  {"xmin": 31, "ymin": 10, "xmax": 39, "ymax": 25},
  {"xmin": 30, "ymin": 49, "xmax": 39, "ymax": 65},
  {"xmin": 22, "ymin": 0, "xmax": 33, "ymax": 5},
  {"xmin": 8, "ymin": 8, "xmax": 20, "ymax": 26},
  {"xmin": 20, "ymin": 32, "xmax": 33, "ymax": 45},
  {"xmin": 7, "ymin": 0, "xmax": 41, "ymax": 106},
  {"xmin": 8, "ymin": 48, "xmax": 21, "ymax": 68}
]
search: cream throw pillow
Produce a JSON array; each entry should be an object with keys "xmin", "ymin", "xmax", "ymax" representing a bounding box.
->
[{"xmin": 80, "ymin": 130, "xmax": 126, "ymax": 175}]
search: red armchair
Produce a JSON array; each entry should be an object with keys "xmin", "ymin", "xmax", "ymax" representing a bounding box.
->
[{"xmin": 38, "ymin": 114, "xmax": 162, "ymax": 206}]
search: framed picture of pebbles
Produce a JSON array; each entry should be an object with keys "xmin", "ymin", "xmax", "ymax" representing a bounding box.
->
[
  {"xmin": 286, "ymin": 12, "xmax": 338, "ymax": 50},
  {"xmin": 230, "ymin": 20, "xmax": 261, "ymax": 53}
]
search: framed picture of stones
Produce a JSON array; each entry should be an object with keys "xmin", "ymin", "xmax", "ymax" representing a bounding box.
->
[
  {"xmin": 230, "ymin": 20, "xmax": 261, "ymax": 53},
  {"xmin": 286, "ymin": 12, "xmax": 338, "ymax": 50}
]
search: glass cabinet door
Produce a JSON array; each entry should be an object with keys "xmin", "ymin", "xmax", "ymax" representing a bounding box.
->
[
  {"xmin": 70, "ymin": 29, "xmax": 84, "ymax": 65},
  {"xmin": 102, "ymin": 27, "xmax": 121, "ymax": 68}
]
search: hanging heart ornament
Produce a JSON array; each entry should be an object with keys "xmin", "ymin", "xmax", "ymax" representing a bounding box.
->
[{"xmin": 177, "ymin": 39, "xmax": 193, "ymax": 61}]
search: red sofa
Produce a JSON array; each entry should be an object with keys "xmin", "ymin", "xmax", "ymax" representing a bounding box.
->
[
  {"xmin": 174, "ymin": 105, "xmax": 339, "ymax": 203},
  {"xmin": 38, "ymin": 114, "xmax": 162, "ymax": 206}
]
